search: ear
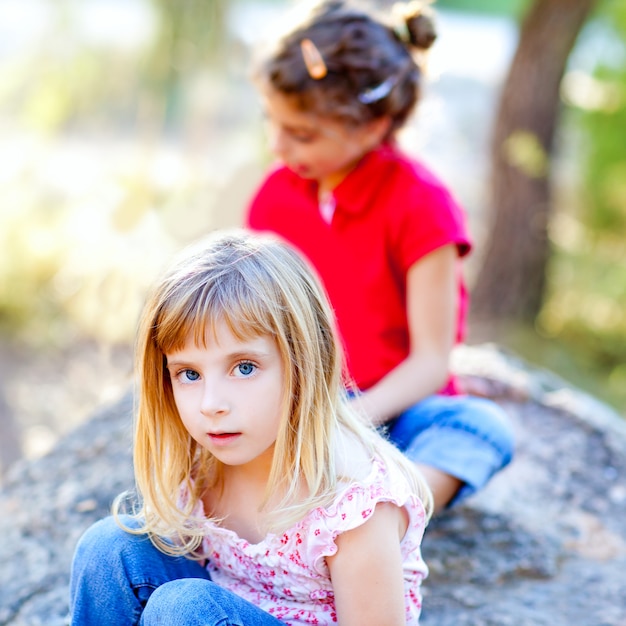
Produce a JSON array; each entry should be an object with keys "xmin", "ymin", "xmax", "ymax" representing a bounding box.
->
[{"xmin": 362, "ymin": 116, "xmax": 392, "ymax": 150}]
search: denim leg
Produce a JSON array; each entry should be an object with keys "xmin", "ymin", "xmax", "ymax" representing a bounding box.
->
[
  {"xmin": 385, "ymin": 394, "xmax": 515, "ymax": 505},
  {"xmin": 70, "ymin": 515, "xmax": 211, "ymax": 626},
  {"xmin": 140, "ymin": 578, "xmax": 285, "ymax": 626}
]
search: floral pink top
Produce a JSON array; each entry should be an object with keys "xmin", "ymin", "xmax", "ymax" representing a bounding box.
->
[{"xmin": 186, "ymin": 458, "xmax": 428, "ymax": 625}]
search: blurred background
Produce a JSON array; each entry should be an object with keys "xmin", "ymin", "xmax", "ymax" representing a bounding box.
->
[{"xmin": 0, "ymin": 0, "xmax": 624, "ymax": 479}]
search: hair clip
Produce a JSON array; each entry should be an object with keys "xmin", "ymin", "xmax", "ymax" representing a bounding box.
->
[
  {"xmin": 358, "ymin": 75, "xmax": 397, "ymax": 104},
  {"xmin": 301, "ymin": 38, "xmax": 327, "ymax": 80}
]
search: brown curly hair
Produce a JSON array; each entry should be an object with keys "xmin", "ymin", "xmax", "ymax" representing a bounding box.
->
[{"xmin": 253, "ymin": 0, "xmax": 437, "ymax": 134}]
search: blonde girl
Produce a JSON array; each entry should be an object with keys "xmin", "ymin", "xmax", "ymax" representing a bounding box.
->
[{"xmin": 70, "ymin": 230, "xmax": 432, "ymax": 626}]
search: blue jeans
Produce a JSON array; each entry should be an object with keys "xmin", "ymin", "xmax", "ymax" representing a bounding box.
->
[
  {"xmin": 70, "ymin": 516, "xmax": 284, "ymax": 626},
  {"xmin": 380, "ymin": 394, "xmax": 514, "ymax": 506}
]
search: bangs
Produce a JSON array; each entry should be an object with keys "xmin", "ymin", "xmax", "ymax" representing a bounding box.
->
[{"xmin": 153, "ymin": 261, "xmax": 281, "ymax": 355}]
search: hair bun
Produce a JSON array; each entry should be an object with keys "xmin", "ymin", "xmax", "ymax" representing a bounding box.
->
[{"xmin": 405, "ymin": 9, "xmax": 437, "ymax": 50}]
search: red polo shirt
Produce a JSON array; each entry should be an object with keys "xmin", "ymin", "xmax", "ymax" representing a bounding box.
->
[{"xmin": 247, "ymin": 144, "xmax": 471, "ymax": 393}]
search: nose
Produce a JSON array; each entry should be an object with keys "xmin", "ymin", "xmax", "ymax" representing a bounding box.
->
[{"xmin": 200, "ymin": 381, "xmax": 230, "ymax": 417}]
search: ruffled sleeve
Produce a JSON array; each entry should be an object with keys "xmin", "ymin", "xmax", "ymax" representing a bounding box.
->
[{"xmin": 306, "ymin": 458, "xmax": 427, "ymax": 577}]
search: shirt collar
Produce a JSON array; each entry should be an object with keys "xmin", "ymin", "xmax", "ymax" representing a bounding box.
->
[{"xmin": 282, "ymin": 143, "xmax": 396, "ymax": 215}]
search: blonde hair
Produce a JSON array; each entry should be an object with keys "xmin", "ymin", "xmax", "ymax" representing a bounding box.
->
[{"xmin": 115, "ymin": 229, "xmax": 432, "ymax": 555}]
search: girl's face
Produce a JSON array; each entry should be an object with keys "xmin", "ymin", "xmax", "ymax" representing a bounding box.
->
[
  {"xmin": 261, "ymin": 86, "xmax": 389, "ymax": 192},
  {"xmin": 166, "ymin": 320, "xmax": 285, "ymax": 475}
]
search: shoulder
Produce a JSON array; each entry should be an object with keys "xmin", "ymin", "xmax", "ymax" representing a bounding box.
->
[
  {"xmin": 249, "ymin": 164, "xmax": 306, "ymax": 204},
  {"xmin": 247, "ymin": 164, "xmax": 313, "ymax": 229},
  {"xmin": 355, "ymin": 145, "xmax": 467, "ymax": 228},
  {"xmin": 371, "ymin": 145, "xmax": 472, "ymax": 256},
  {"xmin": 380, "ymin": 145, "xmax": 461, "ymax": 208},
  {"xmin": 329, "ymin": 454, "xmax": 425, "ymax": 537},
  {"xmin": 334, "ymin": 427, "xmax": 375, "ymax": 481},
  {"xmin": 304, "ymin": 456, "xmax": 427, "ymax": 575},
  {"xmin": 257, "ymin": 163, "xmax": 297, "ymax": 188}
]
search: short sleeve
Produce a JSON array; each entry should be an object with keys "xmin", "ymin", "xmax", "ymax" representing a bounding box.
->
[
  {"xmin": 388, "ymin": 161, "xmax": 472, "ymax": 276},
  {"xmin": 306, "ymin": 459, "xmax": 427, "ymax": 576}
]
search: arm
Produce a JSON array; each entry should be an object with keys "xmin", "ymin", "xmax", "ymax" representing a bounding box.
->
[
  {"xmin": 326, "ymin": 502, "xmax": 408, "ymax": 626},
  {"xmin": 351, "ymin": 244, "xmax": 457, "ymax": 425}
]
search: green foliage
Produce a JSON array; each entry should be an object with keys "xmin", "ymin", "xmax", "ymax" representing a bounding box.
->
[
  {"xmin": 0, "ymin": 1, "xmax": 232, "ymax": 135},
  {"xmin": 434, "ymin": 0, "xmax": 531, "ymax": 18},
  {"xmin": 578, "ymin": 71, "xmax": 626, "ymax": 231},
  {"xmin": 0, "ymin": 199, "xmax": 69, "ymax": 341},
  {"xmin": 20, "ymin": 49, "xmax": 140, "ymax": 134},
  {"xmin": 140, "ymin": 0, "xmax": 231, "ymax": 129},
  {"xmin": 535, "ymin": 0, "xmax": 626, "ymax": 412}
]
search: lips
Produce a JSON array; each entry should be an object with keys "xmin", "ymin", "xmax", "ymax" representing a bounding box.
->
[{"xmin": 208, "ymin": 432, "xmax": 241, "ymax": 446}]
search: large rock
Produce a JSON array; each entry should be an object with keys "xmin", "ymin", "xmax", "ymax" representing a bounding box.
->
[
  {"xmin": 0, "ymin": 393, "xmax": 135, "ymax": 626},
  {"xmin": 1, "ymin": 345, "xmax": 625, "ymax": 626}
]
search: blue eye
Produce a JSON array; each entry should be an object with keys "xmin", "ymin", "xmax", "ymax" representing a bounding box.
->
[
  {"xmin": 181, "ymin": 369, "xmax": 200, "ymax": 382},
  {"xmin": 236, "ymin": 362, "xmax": 256, "ymax": 377}
]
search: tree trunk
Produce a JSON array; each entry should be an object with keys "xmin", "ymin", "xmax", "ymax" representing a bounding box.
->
[{"xmin": 470, "ymin": 0, "xmax": 597, "ymax": 325}]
